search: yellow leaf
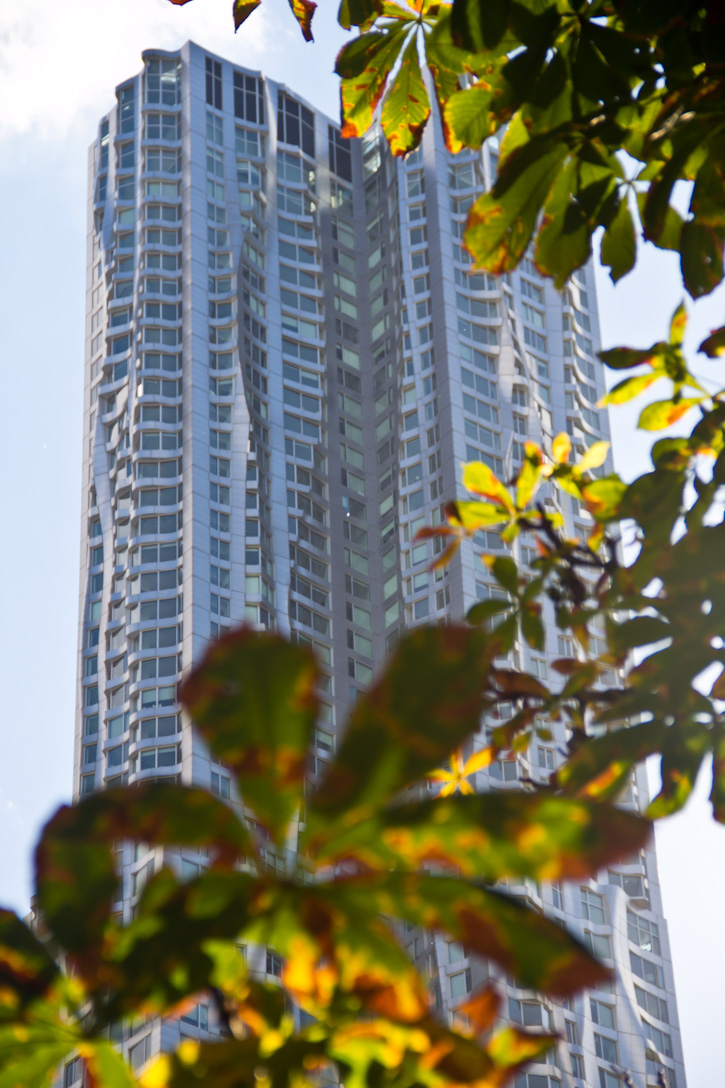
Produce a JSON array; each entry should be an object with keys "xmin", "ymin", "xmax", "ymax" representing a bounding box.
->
[
  {"xmin": 462, "ymin": 747, "xmax": 494, "ymax": 775},
  {"xmin": 576, "ymin": 441, "xmax": 610, "ymax": 472},
  {"xmin": 461, "ymin": 461, "xmax": 514, "ymax": 512},
  {"xmin": 552, "ymin": 433, "xmax": 571, "ymax": 463}
]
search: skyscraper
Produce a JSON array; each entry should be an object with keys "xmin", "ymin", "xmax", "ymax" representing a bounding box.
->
[{"xmin": 74, "ymin": 40, "xmax": 686, "ymax": 1088}]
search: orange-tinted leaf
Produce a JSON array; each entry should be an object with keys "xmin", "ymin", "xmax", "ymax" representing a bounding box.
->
[
  {"xmin": 334, "ymin": 873, "xmax": 610, "ymax": 995},
  {"xmin": 337, "ymin": 28, "xmax": 408, "ymax": 139},
  {"xmin": 380, "ymin": 38, "xmax": 431, "ymax": 157},
  {"xmin": 233, "ymin": 0, "xmax": 262, "ymax": 29},
  {"xmin": 462, "ymin": 460, "xmax": 515, "ymax": 511},
  {"xmin": 460, "ymin": 985, "xmax": 500, "ymax": 1034},
  {"xmin": 287, "ymin": 0, "xmax": 316, "ymax": 40},
  {"xmin": 306, "ymin": 791, "xmax": 650, "ymax": 886},
  {"xmin": 638, "ymin": 398, "xmax": 703, "ymax": 430}
]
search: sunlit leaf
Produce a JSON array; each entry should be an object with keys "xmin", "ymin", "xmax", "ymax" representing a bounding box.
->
[
  {"xmin": 286, "ymin": 0, "xmax": 316, "ymax": 40},
  {"xmin": 638, "ymin": 398, "xmax": 703, "ymax": 431},
  {"xmin": 380, "ymin": 38, "xmax": 431, "ymax": 156},
  {"xmin": 336, "ymin": 28, "xmax": 408, "ymax": 139}
]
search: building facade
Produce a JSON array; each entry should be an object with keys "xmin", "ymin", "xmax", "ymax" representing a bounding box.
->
[{"xmin": 74, "ymin": 40, "xmax": 686, "ymax": 1088}]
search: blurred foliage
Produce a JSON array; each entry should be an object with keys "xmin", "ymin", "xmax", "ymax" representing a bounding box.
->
[{"xmin": 1, "ymin": 621, "xmax": 652, "ymax": 1087}]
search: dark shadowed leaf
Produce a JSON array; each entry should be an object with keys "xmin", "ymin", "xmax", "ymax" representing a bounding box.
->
[
  {"xmin": 233, "ymin": 0, "xmax": 262, "ymax": 29},
  {"xmin": 600, "ymin": 192, "xmax": 637, "ymax": 282},
  {"xmin": 0, "ymin": 910, "xmax": 59, "ymax": 1015},
  {"xmin": 181, "ymin": 627, "xmax": 319, "ymax": 843}
]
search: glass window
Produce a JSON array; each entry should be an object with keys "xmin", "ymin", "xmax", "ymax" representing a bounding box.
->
[
  {"xmin": 234, "ymin": 72, "xmax": 264, "ymax": 123},
  {"xmin": 206, "ymin": 56, "xmax": 222, "ymax": 109}
]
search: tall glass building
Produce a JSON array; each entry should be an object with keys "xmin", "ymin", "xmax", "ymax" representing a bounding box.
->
[{"xmin": 74, "ymin": 40, "xmax": 686, "ymax": 1088}]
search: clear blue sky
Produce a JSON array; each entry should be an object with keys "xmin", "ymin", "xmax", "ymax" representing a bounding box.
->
[{"xmin": 0, "ymin": 3, "xmax": 721, "ymax": 1086}]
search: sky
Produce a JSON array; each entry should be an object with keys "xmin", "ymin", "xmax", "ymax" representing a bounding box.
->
[{"xmin": 0, "ymin": 2, "xmax": 721, "ymax": 1086}]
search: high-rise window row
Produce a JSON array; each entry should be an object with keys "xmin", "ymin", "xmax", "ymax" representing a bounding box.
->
[{"xmin": 74, "ymin": 41, "xmax": 686, "ymax": 1088}]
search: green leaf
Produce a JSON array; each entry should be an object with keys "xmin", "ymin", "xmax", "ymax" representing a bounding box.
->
[
  {"xmin": 669, "ymin": 301, "xmax": 688, "ymax": 346},
  {"xmin": 443, "ymin": 84, "xmax": 496, "ymax": 151},
  {"xmin": 515, "ymin": 443, "xmax": 544, "ymax": 508},
  {"xmin": 181, "ymin": 627, "xmax": 319, "ymax": 843},
  {"xmin": 598, "ymin": 345, "xmax": 660, "ymax": 370},
  {"xmin": 535, "ymin": 158, "xmax": 591, "ymax": 288},
  {"xmin": 306, "ymin": 792, "xmax": 651, "ymax": 884},
  {"xmin": 0, "ymin": 1020, "xmax": 80, "ymax": 1088},
  {"xmin": 100, "ymin": 870, "xmax": 261, "ymax": 1020},
  {"xmin": 638, "ymin": 398, "xmax": 703, "ymax": 431},
  {"xmin": 557, "ymin": 721, "xmax": 672, "ymax": 799},
  {"xmin": 648, "ymin": 722, "xmax": 711, "ymax": 819},
  {"xmin": 681, "ymin": 219, "xmax": 725, "ymax": 299},
  {"xmin": 465, "ymin": 137, "xmax": 569, "ymax": 274},
  {"xmin": 380, "ymin": 37, "xmax": 431, "ymax": 156},
  {"xmin": 83, "ymin": 1039, "xmax": 141, "ymax": 1088},
  {"xmin": 338, "ymin": 0, "xmax": 381, "ymax": 30},
  {"xmin": 35, "ymin": 784, "xmax": 250, "ymax": 982},
  {"xmin": 600, "ymin": 192, "xmax": 637, "ymax": 283},
  {"xmin": 335, "ymin": 873, "xmax": 610, "ymax": 995},
  {"xmin": 607, "ymin": 616, "xmax": 672, "ymax": 655},
  {"xmin": 487, "ymin": 555, "xmax": 519, "ymax": 595},
  {"xmin": 450, "ymin": 0, "xmax": 509, "ymax": 52},
  {"xmin": 599, "ymin": 372, "xmax": 660, "ymax": 406},
  {"xmin": 233, "ymin": 0, "xmax": 262, "ymax": 29},
  {"xmin": 580, "ymin": 475, "xmax": 628, "ymax": 520},
  {"xmin": 336, "ymin": 27, "xmax": 408, "ymax": 139},
  {"xmin": 467, "ymin": 598, "xmax": 512, "ymax": 624},
  {"xmin": 304, "ymin": 626, "xmax": 495, "ymax": 843}
]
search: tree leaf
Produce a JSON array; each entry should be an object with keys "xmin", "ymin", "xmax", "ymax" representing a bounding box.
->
[
  {"xmin": 598, "ymin": 345, "xmax": 661, "ymax": 370},
  {"xmin": 233, "ymin": 0, "xmax": 262, "ymax": 29},
  {"xmin": 380, "ymin": 38, "xmax": 431, "ymax": 156},
  {"xmin": 465, "ymin": 140, "xmax": 569, "ymax": 274},
  {"xmin": 462, "ymin": 460, "xmax": 515, "ymax": 510},
  {"xmin": 303, "ymin": 626, "xmax": 495, "ymax": 843},
  {"xmin": 552, "ymin": 432, "xmax": 571, "ymax": 463},
  {"xmin": 638, "ymin": 398, "xmax": 703, "ymax": 431},
  {"xmin": 0, "ymin": 910, "xmax": 59, "ymax": 1014},
  {"xmin": 306, "ymin": 791, "xmax": 651, "ymax": 884},
  {"xmin": 599, "ymin": 372, "xmax": 660, "ymax": 406},
  {"xmin": 556, "ymin": 721, "xmax": 672, "ymax": 800},
  {"xmin": 286, "ymin": 0, "xmax": 316, "ymax": 40},
  {"xmin": 600, "ymin": 193, "xmax": 636, "ymax": 283},
  {"xmin": 181, "ymin": 627, "xmax": 319, "ymax": 843},
  {"xmin": 443, "ymin": 83, "xmax": 496, "ymax": 151},
  {"xmin": 698, "ymin": 324, "xmax": 725, "ymax": 358},
  {"xmin": 35, "ymin": 784, "xmax": 250, "ymax": 982},
  {"xmin": 335, "ymin": 873, "xmax": 611, "ymax": 995},
  {"xmin": 338, "ymin": 0, "xmax": 381, "ymax": 30},
  {"xmin": 336, "ymin": 28, "xmax": 408, "ymax": 139}
]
